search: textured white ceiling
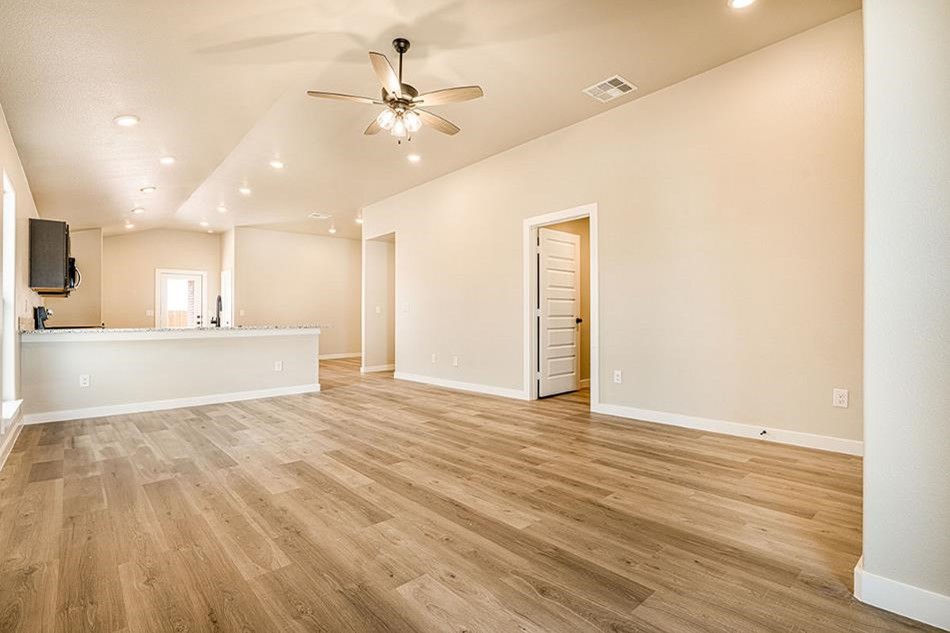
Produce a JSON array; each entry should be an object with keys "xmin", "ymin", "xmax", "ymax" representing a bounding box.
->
[{"xmin": 0, "ymin": 0, "xmax": 860, "ymax": 240}]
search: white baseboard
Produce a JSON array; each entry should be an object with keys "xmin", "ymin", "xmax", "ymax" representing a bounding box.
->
[
  {"xmin": 319, "ymin": 352, "xmax": 361, "ymax": 360},
  {"xmin": 854, "ymin": 556, "xmax": 950, "ymax": 631},
  {"xmin": 395, "ymin": 372, "xmax": 530, "ymax": 401},
  {"xmin": 361, "ymin": 364, "xmax": 395, "ymax": 373},
  {"xmin": 22, "ymin": 384, "xmax": 321, "ymax": 425},
  {"xmin": 0, "ymin": 400, "xmax": 24, "ymax": 470},
  {"xmin": 591, "ymin": 402, "xmax": 863, "ymax": 456}
]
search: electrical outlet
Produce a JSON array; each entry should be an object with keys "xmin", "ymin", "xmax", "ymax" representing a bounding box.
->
[
  {"xmin": 431, "ymin": 353, "xmax": 437, "ymax": 364},
  {"xmin": 452, "ymin": 355, "xmax": 459, "ymax": 367},
  {"xmin": 79, "ymin": 374, "xmax": 90, "ymax": 388},
  {"xmin": 274, "ymin": 361, "xmax": 283, "ymax": 372},
  {"xmin": 613, "ymin": 369, "xmax": 623, "ymax": 384},
  {"xmin": 833, "ymin": 388, "xmax": 849, "ymax": 408}
]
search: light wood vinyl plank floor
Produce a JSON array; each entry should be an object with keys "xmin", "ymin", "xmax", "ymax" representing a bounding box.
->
[{"xmin": 0, "ymin": 358, "xmax": 936, "ymax": 632}]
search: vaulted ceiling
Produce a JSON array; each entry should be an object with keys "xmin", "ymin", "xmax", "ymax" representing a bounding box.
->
[{"xmin": 0, "ymin": 0, "xmax": 860, "ymax": 239}]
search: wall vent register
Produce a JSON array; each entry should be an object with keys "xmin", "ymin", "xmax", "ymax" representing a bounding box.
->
[{"xmin": 582, "ymin": 75, "xmax": 638, "ymax": 103}]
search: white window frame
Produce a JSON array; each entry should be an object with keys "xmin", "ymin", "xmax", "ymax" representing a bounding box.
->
[{"xmin": 154, "ymin": 268, "xmax": 208, "ymax": 329}]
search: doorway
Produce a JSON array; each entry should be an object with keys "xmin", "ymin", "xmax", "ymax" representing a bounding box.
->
[
  {"xmin": 361, "ymin": 232, "xmax": 396, "ymax": 374},
  {"xmin": 154, "ymin": 269, "xmax": 207, "ymax": 328},
  {"xmin": 523, "ymin": 203, "xmax": 598, "ymax": 405}
]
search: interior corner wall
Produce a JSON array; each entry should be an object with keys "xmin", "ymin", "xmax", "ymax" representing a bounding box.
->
[
  {"xmin": 44, "ymin": 228, "xmax": 102, "ymax": 327},
  {"xmin": 362, "ymin": 13, "xmax": 865, "ymax": 443},
  {"xmin": 233, "ymin": 227, "xmax": 361, "ymax": 356},
  {"xmin": 102, "ymin": 229, "xmax": 222, "ymax": 328},
  {"xmin": 860, "ymin": 0, "xmax": 950, "ymax": 626}
]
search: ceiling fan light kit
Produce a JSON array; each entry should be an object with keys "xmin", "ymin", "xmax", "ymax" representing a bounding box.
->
[{"xmin": 307, "ymin": 38, "xmax": 483, "ymax": 144}]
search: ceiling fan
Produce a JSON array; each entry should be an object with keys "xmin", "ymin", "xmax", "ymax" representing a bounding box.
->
[{"xmin": 307, "ymin": 38, "xmax": 483, "ymax": 143}]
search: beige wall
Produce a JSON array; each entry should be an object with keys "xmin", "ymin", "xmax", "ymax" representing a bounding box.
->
[
  {"xmin": 102, "ymin": 229, "xmax": 221, "ymax": 328},
  {"xmin": 861, "ymin": 0, "xmax": 950, "ymax": 621},
  {"xmin": 234, "ymin": 228, "xmax": 360, "ymax": 356},
  {"xmin": 362, "ymin": 236, "xmax": 395, "ymax": 369},
  {"xmin": 545, "ymin": 218, "xmax": 590, "ymax": 382},
  {"xmin": 363, "ymin": 14, "xmax": 864, "ymax": 441},
  {"xmin": 44, "ymin": 228, "xmax": 102, "ymax": 327}
]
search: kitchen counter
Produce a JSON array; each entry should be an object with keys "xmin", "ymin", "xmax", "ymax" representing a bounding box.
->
[
  {"xmin": 21, "ymin": 324, "xmax": 325, "ymax": 342},
  {"xmin": 20, "ymin": 326, "xmax": 323, "ymax": 422}
]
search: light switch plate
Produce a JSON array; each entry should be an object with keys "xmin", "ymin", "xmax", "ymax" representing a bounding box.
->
[
  {"xmin": 452, "ymin": 356, "xmax": 459, "ymax": 367},
  {"xmin": 274, "ymin": 361, "xmax": 283, "ymax": 372},
  {"xmin": 146, "ymin": 309, "xmax": 154, "ymax": 317},
  {"xmin": 375, "ymin": 305, "xmax": 382, "ymax": 314},
  {"xmin": 431, "ymin": 353, "xmax": 437, "ymax": 364}
]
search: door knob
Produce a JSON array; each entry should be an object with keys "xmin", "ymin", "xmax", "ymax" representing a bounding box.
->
[{"xmin": 576, "ymin": 317, "xmax": 583, "ymax": 324}]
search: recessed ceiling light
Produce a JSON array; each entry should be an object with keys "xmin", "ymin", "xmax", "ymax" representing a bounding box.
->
[
  {"xmin": 407, "ymin": 154, "xmax": 421, "ymax": 164},
  {"xmin": 159, "ymin": 156, "xmax": 176, "ymax": 165},
  {"xmin": 140, "ymin": 186, "xmax": 157, "ymax": 194},
  {"xmin": 113, "ymin": 114, "xmax": 140, "ymax": 127},
  {"xmin": 355, "ymin": 216, "xmax": 363, "ymax": 225},
  {"xmin": 131, "ymin": 207, "xmax": 145, "ymax": 215},
  {"xmin": 238, "ymin": 185, "xmax": 251, "ymax": 196},
  {"xmin": 307, "ymin": 212, "xmax": 332, "ymax": 220},
  {"xmin": 207, "ymin": 230, "xmax": 214, "ymax": 234},
  {"xmin": 328, "ymin": 227, "xmax": 337, "ymax": 234},
  {"xmin": 269, "ymin": 159, "xmax": 285, "ymax": 170},
  {"xmin": 728, "ymin": 0, "xmax": 756, "ymax": 8},
  {"xmin": 216, "ymin": 205, "xmax": 228, "ymax": 214},
  {"xmin": 124, "ymin": 223, "xmax": 135, "ymax": 229},
  {"xmin": 199, "ymin": 221, "xmax": 209, "ymax": 227}
]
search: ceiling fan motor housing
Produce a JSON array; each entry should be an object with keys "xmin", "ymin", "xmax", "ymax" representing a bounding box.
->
[{"xmin": 392, "ymin": 38, "xmax": 411, "ymax": 54}]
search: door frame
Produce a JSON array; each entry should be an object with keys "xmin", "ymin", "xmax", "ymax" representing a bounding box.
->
[
  {"xmin": 523, "ymin": 203, "xmax": 599, "ymax": 405},
  {"xmin": 154, "ymin": 268, "xmax": 208, "ymax": 328},
  {"xmin": 361, "ymin": 230, "xmax": 397, "ymax": 373}
]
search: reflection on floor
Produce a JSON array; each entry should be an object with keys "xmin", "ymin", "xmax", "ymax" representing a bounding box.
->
[{"xmin": 0, "ymin": 360, "xmax": 934, "ymax": 632}]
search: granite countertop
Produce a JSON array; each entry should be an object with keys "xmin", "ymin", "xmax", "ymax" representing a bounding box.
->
[
  {"xmin": 20, "ymin": 325, "xmax": 327, "ymax": 342},
  {"xmin": 22, "ymin": 324, "xmax": 328, "ymax": 335}
]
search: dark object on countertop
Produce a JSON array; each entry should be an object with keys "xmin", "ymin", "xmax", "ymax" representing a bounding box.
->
[
  {"xmin": 210, "ymin": 294, "xmax": 223, "ymax": 327},
  {"xmin": 33, "ymin": 306, "xmax": 53, "ymax": 330},
  {"xmin": 29, "ymin": 218, "xmax": 81, "ymax": 296}
]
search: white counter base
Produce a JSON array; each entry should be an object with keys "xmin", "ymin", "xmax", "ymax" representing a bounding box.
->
[
  {"xmin": 22, "ymin": 384, "xmax": 319, "ymax": 424},
  {"xmin": 21, "ymin": 327, "xmax": 321, "ymax": 423}
]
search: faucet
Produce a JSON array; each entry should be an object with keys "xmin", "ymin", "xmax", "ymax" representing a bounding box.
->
[{"xmin": 210, "ymin": 295, "xmax": 223, "ymax": 327}]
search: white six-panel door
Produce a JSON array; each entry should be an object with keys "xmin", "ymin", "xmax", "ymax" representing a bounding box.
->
[{"xmin": 538, "ymin": 228, "xmax": 581, "ymax": 397}]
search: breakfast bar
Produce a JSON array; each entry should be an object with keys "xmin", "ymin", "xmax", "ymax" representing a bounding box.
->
[{"xmin": 20, "ymin": 325, "xmax": 323, "ymax": 423}]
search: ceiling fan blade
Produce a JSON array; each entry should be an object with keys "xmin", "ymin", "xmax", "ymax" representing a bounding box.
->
[
  {"xmin": 364, "ymin": 118, "xmax": 383, "ymax": 135},
  {"xmin": 369, "ymin": 52, "xmax": 402, "ymax": 99},
  {"xmin": 413, "ymin": 85, "xmax": 484, "ymax": 107},
  {"xmin": 306, "ymin": 91, "xmax": 384, "ymax": 105},
  {"xmin": 416, "ymin": 109, "xmax": 460, "ymax": 136}
]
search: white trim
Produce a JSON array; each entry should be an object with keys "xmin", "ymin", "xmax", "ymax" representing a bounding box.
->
[
  {"xmin": 523, "ymin": 203, "xmax": 599, "ymax": 407},
  {"xmin": 361, "ymin": 364, "xmax": 395, "ymax": 373},
  {"xmin": 21, "ymin": 327, "xmax": 322, "ymax": 343},
  {"xmin": 395, "ymin": 372, "xmax": 530, "ymax": 401},
  {"xmin": 154, "ymin": 268, "xmax": 208, "ymax": 329},
  {"xmin": 591, "ymin": 402, "xmax": 863, "ymax": 456},
  {"xmin": 319, "ymin": 352, "xmax": 361, "ymax": 360},
  {"xmin": 22, "ymin": 384, "xmax": 321, "ymax": 425},
  {"xmin": 0, "ymin": 398, "xmax": 23, "ymax": 471},
  {"xmin": 854, "ymin": 556, "xmax": 950, "ymax": 631}
]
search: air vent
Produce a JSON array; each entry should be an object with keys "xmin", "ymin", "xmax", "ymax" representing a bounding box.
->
[
  {"xmin": 582, "ymin": 75, "xmax": 637, "ymax": 103},
  {"xmin": 308, "ymin": 212, "xmax": 332, "ymax": 220}
]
